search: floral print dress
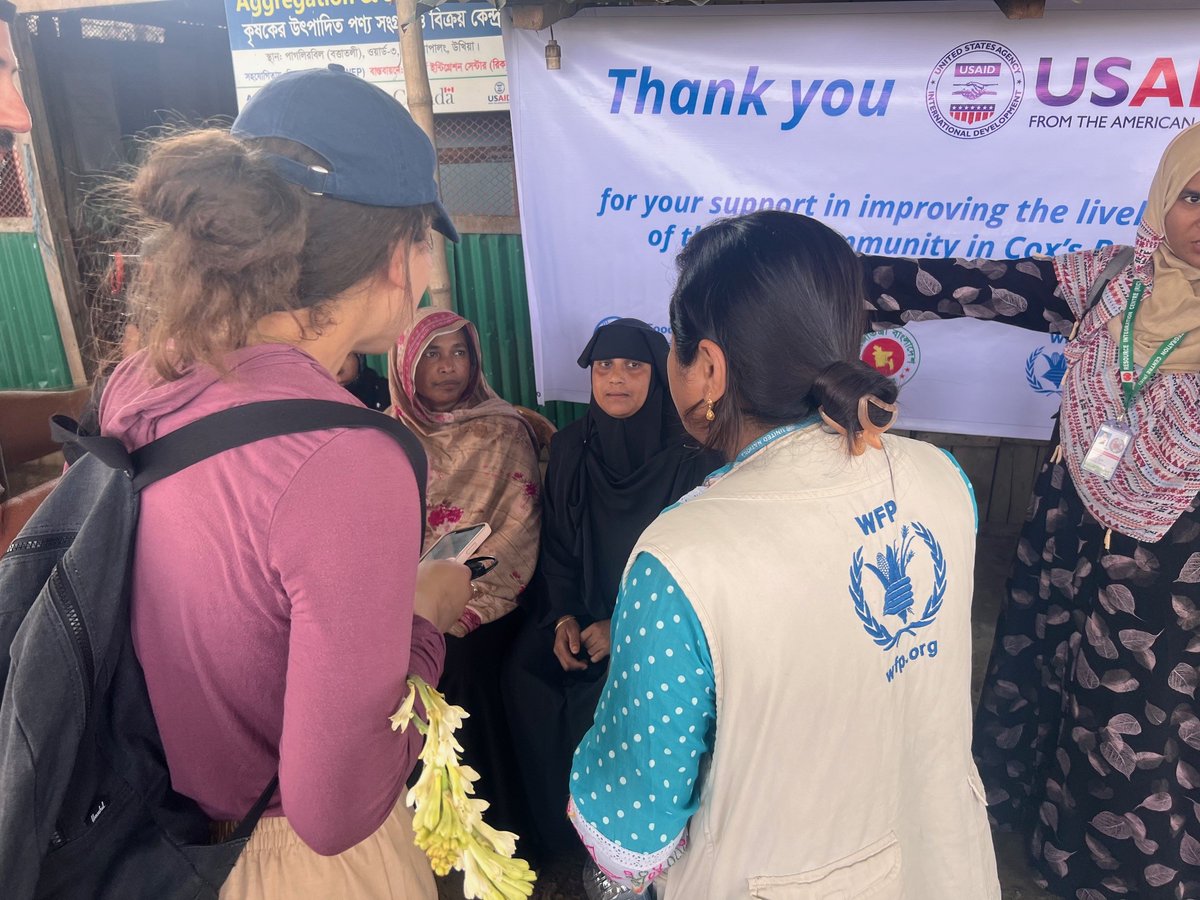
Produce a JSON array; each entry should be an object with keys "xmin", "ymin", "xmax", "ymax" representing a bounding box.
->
[{"xmin": 861, "ymin": 253, "xmax": 1200, "ymax": 900}]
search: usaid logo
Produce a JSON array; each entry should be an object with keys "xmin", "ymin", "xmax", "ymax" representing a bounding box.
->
[
  {"xmin": 487, "ymin": 80, "xmax": 509, "ymax": 105},
  {"xmin": 927, "ymin": 40, "xmax": 1025, "ymax": 139}
]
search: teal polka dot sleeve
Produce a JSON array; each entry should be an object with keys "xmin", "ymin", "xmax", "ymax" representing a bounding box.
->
[{"xmin": 568, "ymin": 552, "xmax": 716, "ymax": 889}]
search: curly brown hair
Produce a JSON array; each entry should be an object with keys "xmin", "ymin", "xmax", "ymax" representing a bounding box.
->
[{"xmin": 123, "ymin": 129, "xmax": 434, "ymax": 380}]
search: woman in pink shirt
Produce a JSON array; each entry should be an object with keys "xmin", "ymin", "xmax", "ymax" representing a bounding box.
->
[{"xmin": 98, "ymin": 66, "xmax": 471, "ymax": 898}]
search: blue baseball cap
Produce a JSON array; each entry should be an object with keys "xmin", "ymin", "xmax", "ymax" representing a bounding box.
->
[{"xmin": 231, "ymin": 65, "xmax": 458, "ymax": 242}]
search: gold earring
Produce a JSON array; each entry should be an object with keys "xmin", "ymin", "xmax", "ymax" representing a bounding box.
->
[{"xmin": 705, "ymin": 398, "xmax": 715, "ymax": 422}]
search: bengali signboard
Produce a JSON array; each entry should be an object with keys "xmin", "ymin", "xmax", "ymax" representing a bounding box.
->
[{"xmin": 223, "ymin": 0, "xmax": 508, "ymax": 112}]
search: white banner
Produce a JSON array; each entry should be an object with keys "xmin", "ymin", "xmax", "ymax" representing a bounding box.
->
[{"xmin": 504, "ymin": 1, "xmax": 1200, "ymax": 438}]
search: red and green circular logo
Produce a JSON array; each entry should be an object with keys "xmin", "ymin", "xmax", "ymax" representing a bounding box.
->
[{"xmin": 861, "ymin": 329, "xmax": 920, "ymax": 386}]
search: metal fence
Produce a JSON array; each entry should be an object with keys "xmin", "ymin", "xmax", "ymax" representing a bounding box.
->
[
  {"xmin": 28, "ymin": 12, "xmax": 165, "ymax": 42},
  {"xmin": 79, "ymin": 17, "xmax": 165, "ymax": 43},
  {"xmin": 435, "ymin": 112, "xmax": 518, "ymax": 218},
  {"xmin": 0, "ymin": 148, "xmax": 31, "ymax": 219}
]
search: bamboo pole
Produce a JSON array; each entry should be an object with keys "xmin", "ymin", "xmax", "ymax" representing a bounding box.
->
[{"xmin": 395, "ymin": 0, "xmax": 453, "ymax": 310}]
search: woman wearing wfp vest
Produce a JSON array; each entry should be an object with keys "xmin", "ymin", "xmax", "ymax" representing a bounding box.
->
[
  {"xmin": 860, "ymin": 124, "xmax": 1200, "ymax": 899},
  {"xmin": 567, "ymin": 210, "xmax": 999, "ymax": 898},
  {"xmin": 97, "ymin": 68, "xmax": 471, "ymax": 897}
]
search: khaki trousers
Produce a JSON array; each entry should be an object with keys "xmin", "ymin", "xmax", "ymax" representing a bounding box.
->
[{"xmin": 220, "ymin": 801, "xmax": 437, "ymax": 899}]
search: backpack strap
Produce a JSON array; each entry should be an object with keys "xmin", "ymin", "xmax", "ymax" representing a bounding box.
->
[
  {"xmin": 1081, "ymin": 245, "xmax": 1135, "ymax": 318},
  {"xmin": 230, "ymin": 775, "xmax": 280, "ymax": 843},
  {"xmin": 55, "ymin": 400, "xmax": 426, "ymax": 513},
  {"xmin": 51, "ymin": 416, "xmax": 136, "ymax": 474}
]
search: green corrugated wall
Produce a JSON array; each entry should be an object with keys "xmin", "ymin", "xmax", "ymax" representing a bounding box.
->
[
  {"xmin": 369, "ymin": 233, "xmax": 585, "ymax": 430},
  {"xmin": 0, "ymin": 231, "xmax": 71, "ymax": 390}
]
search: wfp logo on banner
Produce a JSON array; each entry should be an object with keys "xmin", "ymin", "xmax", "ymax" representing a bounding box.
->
[
  {"xmin": 1025, "ymin": 345, "xmax": 1067, "ymax": 396},
  {"xmin": 926, "ymin": 41, "xmax": 1025, "ymax": 140},
  {"xmin": 594, "ymin": 317, "xmax": 672, "ymax": 335},
  {"xmin": 860, "ymin": 328, "xmax": 919, "ymax": 386}
]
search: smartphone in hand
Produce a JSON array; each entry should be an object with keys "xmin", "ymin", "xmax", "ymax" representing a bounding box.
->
[{"xmin": 421, "ymin": 523, "xmax": 491, "ymax": 563}]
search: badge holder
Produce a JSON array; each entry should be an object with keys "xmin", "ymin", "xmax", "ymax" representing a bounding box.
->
[
  {"xmin": 1080, "ymin": 277, "xmax": 1185, "ymax": 483},
  {"xmin": 1081, "ymin": 421, "xmax": 1132, "ymax": 481}
]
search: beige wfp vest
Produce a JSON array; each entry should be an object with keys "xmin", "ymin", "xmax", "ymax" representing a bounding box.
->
[{"xmin": 631, "ymin": 425, "xmax": 999, "ymax": 900}]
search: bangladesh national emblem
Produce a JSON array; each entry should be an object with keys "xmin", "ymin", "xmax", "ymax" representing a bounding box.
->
[
  {"xmin": 850, "ymin": 522, "xmax": 947, "ymax": 650},
  {"xmin": 860, "ymin": 328, "xmax": 919, "ymax": 387},
  {"xmin": 1025, "ymin": 347, "xmax": 1066, "ymax": 396}
]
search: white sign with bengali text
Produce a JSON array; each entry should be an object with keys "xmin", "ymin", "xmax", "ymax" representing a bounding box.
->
[{"xmin": 224, "ymin": 0, "xmax": 508, "ymax": 112}]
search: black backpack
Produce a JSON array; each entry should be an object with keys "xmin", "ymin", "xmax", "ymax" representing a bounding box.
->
[{"xmin": 0, "ymin": 399, "xmax": 427, "ymax": 900}]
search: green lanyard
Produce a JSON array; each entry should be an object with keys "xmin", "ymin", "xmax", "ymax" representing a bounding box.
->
[{"xmin": 1118, "ymin": 279, "xmax": 1186, "ymax": 417}]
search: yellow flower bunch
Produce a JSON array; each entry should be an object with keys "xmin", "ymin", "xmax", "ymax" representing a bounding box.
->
[{"xmin": 390, "ymin": 676, "xmax": 537, "ymax": 899}]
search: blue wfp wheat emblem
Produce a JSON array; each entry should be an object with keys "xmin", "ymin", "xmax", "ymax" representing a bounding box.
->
[
  {"xmin": 849, "ymin": 523, "xmax": 946, "ymax": 651},
  {"xmin": 1025, "ymin": 347, "xmax": 1066, "ymax": 396}
]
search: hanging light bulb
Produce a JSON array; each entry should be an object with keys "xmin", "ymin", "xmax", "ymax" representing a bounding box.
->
[{"xmin": 545, "ymin": 26, "xmax": 561, "ymax": 70}]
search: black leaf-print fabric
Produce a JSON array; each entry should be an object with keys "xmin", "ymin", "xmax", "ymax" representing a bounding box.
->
[
  {"xmin": 858, "ymin": 253, "xmax": 1200, "ymax": 896},
  {"xmin": 858, "ymin": 255, "xmax": 1073, "ymax": 335},
  {"xmin": 973, "ymin": 427, "xmax": 1200, "ymax": 899}
]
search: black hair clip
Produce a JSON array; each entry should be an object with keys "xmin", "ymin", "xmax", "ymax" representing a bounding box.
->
[{"xmin": 465, "ymin": 556, "xmax": 498, "ymax": 580}]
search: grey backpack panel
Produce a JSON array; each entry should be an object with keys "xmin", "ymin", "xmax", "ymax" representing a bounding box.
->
[
  {"xmin": 0, "ymin": 454, "xmax": 165, "ymax": 898},
  {"xmin": 0, "ymin": 399, "xmax": 428, "ymax": 900}
]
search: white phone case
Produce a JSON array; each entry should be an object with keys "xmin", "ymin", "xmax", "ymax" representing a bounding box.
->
[{"xmin": 421, "ymin": 523, "xmax": 492, "ymax": 562}]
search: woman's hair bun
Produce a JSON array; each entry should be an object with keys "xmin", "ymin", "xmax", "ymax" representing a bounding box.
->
[
  {"xmin": 131, "ymin": 130, "xmax": 306, "ymax": 275},
  {"xmin": 121, "ymin": 127, "xmax": 436, "ymax": 382},
  {"xmin": 811, "ymin": 359, "xmax": 899, "ymax": 451}
]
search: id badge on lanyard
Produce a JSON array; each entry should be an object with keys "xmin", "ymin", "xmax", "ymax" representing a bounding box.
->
[
  {"xmin": 1082, "ymin": 421, "xmax": 1133, "ymax": 480},
  {"xmin": 1081, "ymin": 279, "xmax": 1186, "ymax": 481}
]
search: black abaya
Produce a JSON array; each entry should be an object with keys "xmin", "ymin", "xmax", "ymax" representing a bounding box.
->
[{"xmin": 502, "ymin": 319, "xmax": 720, "ymax": 857}]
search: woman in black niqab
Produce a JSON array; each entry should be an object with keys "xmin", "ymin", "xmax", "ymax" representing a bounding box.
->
[
  {"xmin": 502, "ymin": 318, "xmax": 720, "ymax": 859},
  {"xmin": 546, "ymin": 319, "xmax": 713, "ymax": 627}
]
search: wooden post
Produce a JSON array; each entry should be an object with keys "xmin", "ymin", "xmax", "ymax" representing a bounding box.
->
[
  {"xmin": 395, "ymin": 0, "xmax": 453, "ymax": 311},
  {"xmin": 510, "ymin": 0, "xmax": 577, "ymax": 32},
  {"xmin": 993, "ymin": 0, "xmax": 1045, "ymax": 18},
  {"xmin": 11, "ymin": 15, "xmax": 88, "ymax": 384}
]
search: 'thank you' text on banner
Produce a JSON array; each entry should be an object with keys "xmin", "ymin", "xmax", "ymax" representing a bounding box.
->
[{"xmin": 503, "ymin": 2, "xmax": 1200, "ymax": 438}]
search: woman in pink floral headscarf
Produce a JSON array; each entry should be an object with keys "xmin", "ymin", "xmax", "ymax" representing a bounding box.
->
[
  {"xmin": 389, "ymin": 307, "xmax": 541, "ymax": 837},
  {"xmin": 390, "ymin": 307, "xmax": 541, "ymax": 636}
]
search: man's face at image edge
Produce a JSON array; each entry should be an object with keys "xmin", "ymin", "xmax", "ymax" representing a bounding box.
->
[{"xmin": 0, "ymin": 20, "xmax": 33, "ymax": 154}]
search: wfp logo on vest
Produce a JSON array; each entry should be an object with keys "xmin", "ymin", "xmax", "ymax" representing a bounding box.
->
[
  {"xmin": 926, "ymin": 40, "xmax": 1025, "ymax": 140},
  {"xmin": 849, "ymin": 504, "xmax": 947, "ymax": 683},
  {"xmin": 860, "ymin": 328, "xmax": 919, "ymax": 387},
  {"xmin": 1025, "ymin": 340, "xmax": 1068, "ymax": 396}
]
